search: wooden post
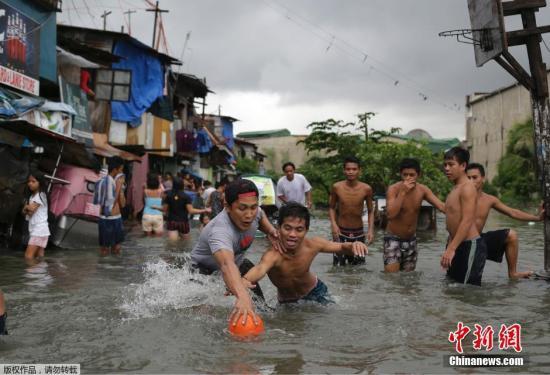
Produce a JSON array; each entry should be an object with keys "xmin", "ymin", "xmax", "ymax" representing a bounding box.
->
[
  {"xmin": 100, "ymin": 10, "xmax": 112, "ymax": 31},
  {"xmin": 146, "ymin": 1, "xmax": 169, "ymax": 49},
  {"xmin": 519, "ymin": 8, "xmax": 550, "ymax": 275}
]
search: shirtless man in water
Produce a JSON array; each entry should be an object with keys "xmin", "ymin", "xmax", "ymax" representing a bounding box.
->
[
  {"xmin": 329, "ymin": 156, "xmax": 374, "ymax": 266},
  {"xmin": 384, "ymin": 158, "xmax": 445, "ymax": 272},
  {"xmin": 242, "ymin": 202, "xmax": 368, "ymax": 304},
  {"xmin": 466, "ymin": 163, "xmax": 544, "ymax": 279},
  {"xmin": 441, "ymin": 147, "xmax": 488, "ymax": 286}
]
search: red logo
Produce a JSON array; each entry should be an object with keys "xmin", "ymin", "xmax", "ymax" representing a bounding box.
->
[
  {"xmin": 449, "ymin": 321, "xmax": 471, "ymax": 354},
  {"xmin": 449, "ymin": 322, "xmax": 522, "ymax": 353},
  {"xmin": 240, "ymin": 235, "xmax": 253, "ymax": 251},
  {"xmin": 498, "ymin": 323, "xmax": 522, "ymax": 353},
  {"xmin": 473, "ymin": 324, "xmax": 494, "ymax": 351}
]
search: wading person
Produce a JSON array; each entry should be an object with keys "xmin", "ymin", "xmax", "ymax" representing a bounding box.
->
[
  {"xmin": 163, "ymin": 178, "xmax": 210, "ymax": 241},
  {"xmin": 142, "ymin": 173, "xmax": 164, "ymax": 236},
  {"xmin": 466, "ymin": 163, "xmax": 544, "ymax": 279},
  {"xmin": 207, "ymin": 180, "xmax": 227, "ymax": 219},
  {"xmin": 384, "ymin": 158, "xmax": 445, "ymax": 272},
  {"xmin": 277, "ymin": 162, "xmax": 312, "ymax": 208},
  {"xmin": 242, "ymin": 203, "xmax": 368, "ymax": 304},
  {"xmin": 0, "ymin": 290, "xmax": 7, "ymax": 335},
  {"xmin": 441, "ymin": 147, "xmax": 487, "ymax": 286},
  {"xmin": 329, "ymin": 156, "xmax": 374, "ymax": 266},
  {"xmin": 22, "ymin": 172, "xmax": 50, "ymax": 262},
  {"xmin": 94, "ymin": 156, "xmax": 126, "ymax": 256},
  {"xmin": 190, "ymin": 179, "xmax": 280, "ymax": 325}
]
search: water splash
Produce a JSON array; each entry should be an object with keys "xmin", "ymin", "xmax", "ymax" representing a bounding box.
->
[{"xmin": 120, "ymin": 257, "xmax": 231, "ymax": 319}]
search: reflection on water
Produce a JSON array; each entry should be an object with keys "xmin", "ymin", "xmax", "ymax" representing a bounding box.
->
[{"xmin": 0, "ymin": 213, "xmax": 549, "ymax": 373}]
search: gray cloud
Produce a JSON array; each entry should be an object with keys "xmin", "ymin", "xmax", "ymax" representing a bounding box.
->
[{"xmin": 59, "ymin": 0, "xmax": 550, "ymax": 138}]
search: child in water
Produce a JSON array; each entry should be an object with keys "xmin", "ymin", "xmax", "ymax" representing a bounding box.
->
[{"xmin": 22, "ymin": 173, "xmax": 50, "ymax": 261}]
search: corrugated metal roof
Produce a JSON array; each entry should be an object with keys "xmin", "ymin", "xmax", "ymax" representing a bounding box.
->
[
  {"xmin": 237, "ymin": 128, "xmax": 291, "ymax": 138},
  {"xmin": 57, "ymin": 25, "xmax": 181, "ymax": 65}
]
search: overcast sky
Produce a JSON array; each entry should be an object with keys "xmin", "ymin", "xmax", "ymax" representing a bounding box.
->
[{"xmin": 58, "ymin": 0, "xmax": 550, "ymax": 139}]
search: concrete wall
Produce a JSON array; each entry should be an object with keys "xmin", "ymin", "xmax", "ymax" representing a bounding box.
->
[
  {"xmin": 245, "ymin": 135, "xmax": 309, "ymax": 173},
  {"xmin": 465, "ymin": 75, "xmax": 546, "ymax": 181}
]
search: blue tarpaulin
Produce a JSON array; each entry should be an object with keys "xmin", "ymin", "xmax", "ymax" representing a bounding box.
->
[
  {"xmin": 196, "ymin": 128, "xmax": 213, "ymax": 153},
  {"xmin": 221, "ymin": 118, "xmax": 234, "ymax": 149},
  {"xmin": 111, "ymin": 41, "xmax": 164, "ymax": 126},
  {"xmin": 0, "ymin": 87, "xmax": 44, "ymax": 118}
]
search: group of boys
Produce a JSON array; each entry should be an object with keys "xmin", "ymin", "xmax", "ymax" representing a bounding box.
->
[{"xmin": 189, "ymin": 146, "xmax": 544, "ymax": 326}]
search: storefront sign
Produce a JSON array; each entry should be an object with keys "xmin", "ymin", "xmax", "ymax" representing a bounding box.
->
[
  {"xmin": 60, "ymin": 77, "xmax": 93, "ymax": 146},
  {"xmin": 0, "ymin": 1, "xmax": 41, "ymax": 95},
  {"xmin": 0, "ymin": 64, "xmax": 38, "ymax": 94}
]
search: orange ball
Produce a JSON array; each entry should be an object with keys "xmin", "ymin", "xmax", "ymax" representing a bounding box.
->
[{"xmin": 228, "ymin": 314, "xmax": 265, "ymax": 337}]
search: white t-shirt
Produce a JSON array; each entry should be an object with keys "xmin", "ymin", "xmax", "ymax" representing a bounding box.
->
[
  {"xmin": 202, "ymin": 187, "xmax": 216, "ymax": 202},
  {"xmin": 190, "ymin": 208, "xmax": 262, "ymax": 271},
  {"xmin": 27, "ymin": 192, "xmax": 50, "ymax": 237},
  {"xmin": 276, "ymin": 173, "xmax": 312, "ymax": 205}
]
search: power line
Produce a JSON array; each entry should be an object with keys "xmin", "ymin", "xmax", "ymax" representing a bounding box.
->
[{"xmin": 258, "ymin": 0, "xmax": 463, "ymax": 113}]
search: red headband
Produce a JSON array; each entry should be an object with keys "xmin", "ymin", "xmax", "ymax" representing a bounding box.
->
[{"xmin": 238, "ymin": 192, "xmax": 257, "ymax": 199}]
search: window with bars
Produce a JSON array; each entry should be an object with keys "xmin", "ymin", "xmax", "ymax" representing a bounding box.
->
[{"xmin": 92, "ymin": 69, "xmax": 132, "ymax": 102}]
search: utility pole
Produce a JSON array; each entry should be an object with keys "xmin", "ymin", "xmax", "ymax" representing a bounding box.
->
[
  {"xmin": 358, "ymin": 112, "xmax": 375, "ymax": 141},
  {"xmin": 100, "ymin": 10, "xmax": 112, "ymax": 31},
  {"xmin": 124, "ymin": 9, "xmax": 136, "ymax": 35},
  {"xmin": 146, "ymin": 1, "xmax": 168, "ymax": 49}
]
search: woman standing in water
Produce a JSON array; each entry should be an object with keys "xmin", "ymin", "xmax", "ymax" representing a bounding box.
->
[
  {"xmin": 163, "ymin": 178, "xmax": 210, "ymax": 240},
  {"xmin": 22, "ymin": 172, "xmax": 50, "ymax": 262},
  {"xmin": 142, "ymin": 173, "xmax": 164, "ymax": 236}
]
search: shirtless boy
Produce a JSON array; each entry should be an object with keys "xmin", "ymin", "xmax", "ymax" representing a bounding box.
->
[
  {"xmin": 242, "ymin": 202, "xmax": 368, "ymax": 304},
  {"xmin": 329, "ymin": 156, "xmax": 374, "ymax": 266},
  {"xmin": 441, "ymin": 147, "xmax": 488, "ymax": 286},
  {"xmin": 384, "ymin": 158, "xmax": 445, "ymax": 272},
  {"xmin": 466, "ymin": 163, "xmax": 544, "ymax": 279}
]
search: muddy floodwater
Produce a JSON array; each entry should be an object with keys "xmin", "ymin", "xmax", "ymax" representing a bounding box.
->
[{"xmin": 0, "ymin": 212, "xmax": 549, "ymax": 373}]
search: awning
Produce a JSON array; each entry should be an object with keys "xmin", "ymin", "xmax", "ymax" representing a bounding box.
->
[
  {"xmin": 92, "ymin": 132, "xmax": 141, "ymax": 161},
  {"xmin": 0, "ymin": 120, "xmax": 100, "ymax": 169}
]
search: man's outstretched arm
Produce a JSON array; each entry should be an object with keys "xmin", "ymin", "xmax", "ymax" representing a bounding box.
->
[
  {"xmin": 423, "ymin": 185, "xmax": 445, "ymax": 213},
  {"xmin": 492, "ymin": 198, "xmax": 544, "ymax": 221},
  {"xmin": 242, "ymin": 250, "xmax": 280, "ymax": 285},
  {"xmin": 213, "ymin": 249, "xmax": 258, "ymax": 326},
  {"xmin": 317, "ymin": 237, "xmax": 368, "ymax": 257}
]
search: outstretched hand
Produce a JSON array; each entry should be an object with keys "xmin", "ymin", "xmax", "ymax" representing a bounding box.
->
[
  {"xmin": 229, "ymin": 294, "xmax": 258, "ymax": 327},
  {"xmin": 268, "ymin": 229, "xmax": 285, "ymax": 254},
  {"xmin": 538, "ymin": 201, "xmax": 546, "ymax": 221},
  {"xmin": 351, "ymin": 241, "xmax": 368, "ymax": 257}
]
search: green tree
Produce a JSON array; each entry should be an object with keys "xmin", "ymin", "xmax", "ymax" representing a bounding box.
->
[
  {"xmin": 493, "ymin": 119, "xmax": 540, "ymax": 204},
  {"xmin": 235, "ymin": 157, "xmax": 258, "ymax": 174},
  {"xmin": 298, "ymin": 113, "xmax": 451, "ymax": 205}
]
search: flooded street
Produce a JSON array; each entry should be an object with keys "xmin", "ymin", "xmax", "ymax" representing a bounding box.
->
[{"xmin": 0, "ymin": 212, "xmax": 549, "ymax": 373}]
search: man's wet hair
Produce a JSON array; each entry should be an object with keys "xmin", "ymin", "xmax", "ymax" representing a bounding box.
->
[
  {"xmin": 444, "ymin": 147, "xmax": 470, "ymax": 166},
  {"xmin": 107, "ymin": 156, "xmax": 124, "ymax": 173},
  {"xmin": 343, "ymin": 156, "xmax": 361, "ymax": 168},
  {"xmin": 278, "ymin": 202, "xmax": 310, "ymax": 230},
  {"xmin": 399, "ymin": 158, "xmax": 421, "ymax": 174},
  {"xmin": 466, "ymin": 162, "xmax": 485, "ymax": 177},
  {"xmin": 282, "ymin": 162, "xmax": 296, "ymax": 171},
  {"xmin": 204, "ymin": 180, "xmax": 212, "ymax": 188},
  {"xmin": 224, "ymin": 179, "xmax": 259, "ymax": 205}
]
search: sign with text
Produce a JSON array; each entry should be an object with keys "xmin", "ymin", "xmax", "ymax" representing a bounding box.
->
[
  {"xmin": 59, "ymin": 77, "xmax": 93, "ymax": 146},
  {"xmin": 0, "ymin": 1, "xmax": 41, "ymax": 94}
]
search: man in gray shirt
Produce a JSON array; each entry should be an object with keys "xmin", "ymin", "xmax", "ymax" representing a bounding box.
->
[
  {"xmin": 191, "ymin": 179, "xmax": 280, "ymax": 327},
  {"xmin": 277, "ymin": 162, "xmax": 312, "ymax": 208}
]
